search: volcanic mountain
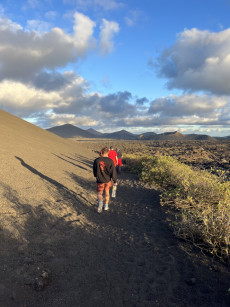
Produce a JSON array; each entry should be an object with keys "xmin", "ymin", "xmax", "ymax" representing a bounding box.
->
[
  {"xmin": 138, "ymin": 132, "xmax": 157, "ymax": 140},
  {"xmin": 86, "ymin": 128, "xmax": 103, "ymax": 137},
  {"xmin": 46, "ymin": 123, "xmax": 94, "ymax": 138},
  {"xmin": 103, "ymin": 129, "xmax": 138, "ymax": 140}
]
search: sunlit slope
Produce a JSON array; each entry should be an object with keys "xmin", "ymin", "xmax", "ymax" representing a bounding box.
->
[
  {"xmin": 0, "ymin": 109, "xmax": 77, "ymax": 154},
  {"xmin": 0, "ymin": 109, "xmax": 96, "ymax": 240}
]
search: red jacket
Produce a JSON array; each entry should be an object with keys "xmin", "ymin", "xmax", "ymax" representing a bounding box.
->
[{"xmin": 108, "ymin": 150, "xmax": 118, "ymax": 166}]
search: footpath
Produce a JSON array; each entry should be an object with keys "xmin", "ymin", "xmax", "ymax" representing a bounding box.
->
[{"xmin": 1, "ymin": 164, "xmax": 230, "ymax": 306}]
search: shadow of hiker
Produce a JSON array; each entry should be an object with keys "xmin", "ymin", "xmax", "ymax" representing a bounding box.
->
[
  {"xmin": 69, "ymin": 172, "xmax": 96, "ymax": 194},
  {"xmin": 15, "ymin": 156, "xmax": 93, "ymax": 212},
  {"xmin": 73, "ymin": 154, "xmax": 94, "ymax": 168},
  {"xmin": 52, "ymin": 154, "xmax": 88, "ymax": 171}
]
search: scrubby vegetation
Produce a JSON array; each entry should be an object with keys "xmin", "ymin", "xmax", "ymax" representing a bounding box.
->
[
  {"xmin": 82, "ymin": 139, "xmax": 230, "ymax": 179},
  {"xmin": 123, "ymin": 153, "xmax": 230, "ymax": 261}
]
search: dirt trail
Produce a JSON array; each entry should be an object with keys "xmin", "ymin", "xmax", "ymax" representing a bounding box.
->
[{"xmin": 1, "ymin": 156, "xmax": 230, "ymax": 306}]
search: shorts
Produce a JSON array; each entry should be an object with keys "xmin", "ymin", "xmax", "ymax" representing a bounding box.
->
[{"xmin": 97, "ymin": 181, "xmax": 112, "ymax": 193}]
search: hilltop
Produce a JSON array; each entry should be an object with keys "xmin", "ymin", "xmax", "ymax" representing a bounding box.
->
[
  {"xmin": 103, "ymin": 129, "xmax": 138, "ymax": 140},
  {"xmin": 86, "ymin": 128, "xmax": 104, "ymax": 137},
  {"xmin": 46, "ymin": 123, "xmax": 93, "ymax": 138}
]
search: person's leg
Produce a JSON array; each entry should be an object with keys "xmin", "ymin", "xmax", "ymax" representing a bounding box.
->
[
  {"xmin": 97, "ymin": 191, "xmax": 103, "ymax": 203},
  {"xmin": 104, "ymin": 190, "xmax": 110, "ymax": 208},
  {"xmin": 104, "ymin": 182, "xmax": 112, "ymax": 210},
  {"xmin": 97, "ymin": 183, "xmax": 104, "ymax": 212}
]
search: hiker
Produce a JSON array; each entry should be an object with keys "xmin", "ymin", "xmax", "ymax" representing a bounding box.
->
[
  {"xmin": 116, "ymin": 148, "xmax": 122, "ymax": 175},
  {"xmin": 93, "ymin": 147, "xmax": 117, "ymax": 213},
  {"xmin": 108, "ymin": 146, "xmax": 118, "ymax": 167}
]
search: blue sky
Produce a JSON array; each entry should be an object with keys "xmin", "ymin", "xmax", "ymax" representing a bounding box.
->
[{"xmin": 0, "ymin": 0, "xmax": 230, "ymax": 136}]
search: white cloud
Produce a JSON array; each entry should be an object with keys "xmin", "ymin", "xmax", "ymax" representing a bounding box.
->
[
  {"xmin": 148, "ymin": 94, "xmax": 227, "ymax": 117},
  {"xmin": 99, "ymin": 19, "xmax": 119, "ymax": 54},
  {"xmin": 0, "ymin": 73, "xmax": 137, "ymax": 128},
  {"xmin": 117, "ymin": 113, "xmax": 230, "ymax": 128},
  {"xmin": 156, "ymin": 28, "xmax": 230, "ymax": 95},
  {"xmin": 0, "ymin": 80, "xmax": 60, "ymax": 116},
  {"xmin": 73, "ymin": 12, "xmax": 96, "ymax": 55},
  {"xmin": 0, "ymin": 26, "xmax": 75, "ymax": 81},
  {"xmin": 1, "ymin": 73, "xmax": 229, "ymax": 131},
  {"xmin": 0, "ymin": 17, "xmax": 22, "ymax": 32},
  {"xmin": 0, "ymin": 72, "xmax": 90, "ymax": 116},
  {"xmin": 0, "ymin": 13, "xmax": 119, "ymax": 83},
  {"xmin": 47, "ymin": 113, "xmax": 98, "ymax": 127},
  {"xmin": 103, "ymin": 93, "xmax": 230, "ymax": 128}
]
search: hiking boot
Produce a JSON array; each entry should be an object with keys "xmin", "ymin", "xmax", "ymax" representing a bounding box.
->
[
  {"xmin": 97, "ymin": 203, "xmax": 103, "ymax": 213},
  {"xmin": 104, "ymin": 204, "xmax": 109, "ymax": 211}
]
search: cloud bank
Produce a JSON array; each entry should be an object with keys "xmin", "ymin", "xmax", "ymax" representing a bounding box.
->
[
  {"xmin": 0, "ymin": 12, "xmax": 119, "ymax": 84},
  {"xmin": 156, "ymin": 28, "xmax": 230, "ymax": 95},
  {"xmin": 0, "ymin": 9, "xmax": 230, "ymax": 136}
]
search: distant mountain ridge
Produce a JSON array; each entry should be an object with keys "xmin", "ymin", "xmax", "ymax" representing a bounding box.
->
[{"xmin": 46, "ymin": 124, "xmax": 226, "ymax": 141}]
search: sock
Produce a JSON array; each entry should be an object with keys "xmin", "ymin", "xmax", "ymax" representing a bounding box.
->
[{"xmin": 98, "ymin": 200, "xmax": 103, "ymax": 206}]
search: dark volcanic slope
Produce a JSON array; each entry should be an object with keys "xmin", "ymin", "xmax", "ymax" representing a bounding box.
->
[
  {"xmin": 104, "ymin": 129, "xmax": 138, "ymax": 140},
  {"xmin": 86, "ymin": 128, "xmax": 103, "ymax": 137},
  {"xmin": 47, "ymin": 123, "xmax": 94, "ymax": 138}
]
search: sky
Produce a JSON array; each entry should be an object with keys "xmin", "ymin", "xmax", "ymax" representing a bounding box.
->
[{"xmin": 0, "ymin": 0, "xmax": 230, "ymax": 136}]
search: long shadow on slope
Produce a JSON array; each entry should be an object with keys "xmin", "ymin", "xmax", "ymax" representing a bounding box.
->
[
  {"xmin": 59, "ymin": 153, "xmax": 94, "ymax": 169},
  {"xmin": 53, "ymin": 154, "xmax": 88, "ymax": 171},
  {"xmin": 74, "ymin": 154, "xmax": 94, "ymax": 168},
  {"xmin": 69, "ymin": 172, "xmax": 96, "ymax": 194},
  {"xmin": 15, "ymin": 156, "xmax": 94, "ymax": 211}
]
